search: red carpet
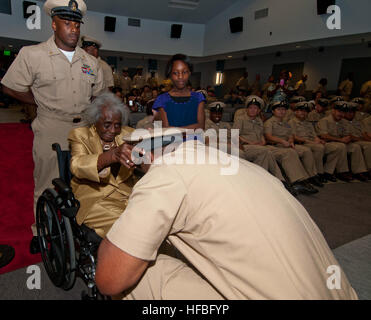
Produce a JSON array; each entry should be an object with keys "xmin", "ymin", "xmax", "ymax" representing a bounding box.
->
[{"xmin": 0, "ymin": 123, "xmax": 41, "ymax": 274}]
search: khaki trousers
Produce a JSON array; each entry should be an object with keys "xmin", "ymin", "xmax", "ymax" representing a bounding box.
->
[
  {"xmin": 346, "ymin": 143, "xmax": 367, "ymax": 174},
  {"xmin": 353, "ymin": 141, "xmax": 371, "ymax": 170},
  {"xmin": 242, "ymin": 145, "xmax": 284, "ymax": 181},
  {"xmin": 304, "ymin": 142, "xmax": 348, "ymax": 175},
  {"xmin": 294, "ymin": 145, "xmax": 317, "ymax": 178},
  {"xmin": 266, "ymin": 146, "xmax": 308, "ymax": 183},
  {"xmin": 31, "ymin": 114, "xmax": 86, "ymax": 235},
  {"xmin": 121, "ymin": 254, "xmax": 224, "ymax": 300}
]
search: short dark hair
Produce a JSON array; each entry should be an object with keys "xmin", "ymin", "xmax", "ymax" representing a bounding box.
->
[
  {"xmin": 112, "ymin": 87, "xmax": 122, "ymax": 94},
  {"xmin": 165, "ymin": 54, "xmax": 193, "ymax": 78}
]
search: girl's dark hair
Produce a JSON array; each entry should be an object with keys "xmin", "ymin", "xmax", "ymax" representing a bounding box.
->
[{"xmin": 165, "ymin": 54, "xmax": 193, "ymax": 78}]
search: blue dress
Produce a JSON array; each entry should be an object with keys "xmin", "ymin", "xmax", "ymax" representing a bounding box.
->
[{"xmin": 152, "ymin": 91, "xmax": 205, "ymax": 127}]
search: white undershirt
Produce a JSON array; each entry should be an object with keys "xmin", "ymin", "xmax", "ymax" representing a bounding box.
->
[{"xmin": 59, "ymin": 49, "xmax": 75, "ymax": 63}]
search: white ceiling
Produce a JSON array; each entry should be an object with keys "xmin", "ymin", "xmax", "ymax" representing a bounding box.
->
[{"xmin": 40, "ymin": 0, "xmax": 242, "ymax": 24}]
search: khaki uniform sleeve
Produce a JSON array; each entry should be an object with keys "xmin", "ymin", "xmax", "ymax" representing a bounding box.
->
[
  {"xmin": 288, "ymin": 119, "xmax": 297, "ymax": 135},
  {"xmin": 1, "ymin": 47, "xmax": 34, "ymax": 92},
  {"xmin": 102, "ymin": 61, "xmax": 114, "ymax": 88},
  {"xmin": 106, "ymin": 165, "xmax": 187, "ymax": 261},
  {"xmin": 317, "ymin": 118, "xmax": 328, "ymax": 135},
  {"xmin": 232, "ymin": 117, "xmax": 243, "ymax": 130},
  {"xmin": 264, "ymin": 119, "xmax": 273, "ymax": 135},
  {"xmin": 92, "ymin": 62, "xmax": 105, "ymax": 96},
  {"xmin": 68, "ymin": 129, "xmax": 106, "ymax": 182},
  {"xmin": 361, "ymin": 118, "xmax": 371, "ymax": 134}
]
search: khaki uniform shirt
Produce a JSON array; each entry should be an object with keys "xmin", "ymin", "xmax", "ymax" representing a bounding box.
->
[
  {"xmin": 205, "ymin": 119, "xmax": 231, "ymax": 142},
  {"xmin": 289, "ymin": 117, "xmax": 317, "ymax": 141},
  {"xmin": 363, "ymin": 116, "xmax": 371, "ymax": 134},
  {"xmin": 338, "ymin": 79, "xmax": 353, "ymax": 97},
  {"xmin": 360, "ymin": 80, "xmax": 371, "ymax": 99},
  {"xmin": 120, "ymin": 76, "xmax": 132, "ymax": 94},
  {"xmin": 133, "ymin": 74, "xmax": 146, "ymax": 89},
  {"xmin": 250, "ymin": 80, "xmax": 261, "ymax": 96},
  {"xmin": 343, "ymin": 119, "xmax": 364, "ymax": 138},
  {"xmin": 308, "ymin": 110, "xmax": 327, "ymax": 123},
  {"xmin": 233, "ymin": 114, "xmax": 264, "ymax": 142},
  {"xmin": 1, "ymin": 36, "xmax": 104, "ymax": 119},
  {"xmin": 98, "ymin": 57, "xmax": 114, "ymax": 90},
  {"xmin": 107, "ymin": 141, "xmax": 357, "ymax": 299},
  {"xmin": 313, "ymin": 84, "xmax": 327, "ymax": 96},
  {"xmin": 264, "ymin": 116, "xmax": 293, "ymax": 141},
  {"xmin": 317, "ymin": 114, "xmax": 348, "ymax": 138}
]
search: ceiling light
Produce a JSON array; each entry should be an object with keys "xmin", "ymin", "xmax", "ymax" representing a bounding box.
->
[
  {"xmin": 168, "ymin": 0, "xmax": 199, "ymax": 10},
  {"xmin": 228, "ymin": 55, "xmax": 233, "ymax": 58}
]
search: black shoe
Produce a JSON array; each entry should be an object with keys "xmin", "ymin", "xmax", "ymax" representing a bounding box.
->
[
  {"xmin": 353, "ymin": 173, "xmax": 368, "ymax": 182},
  {"xmin": 336, "ymin": 172, "xmax": 353, "ymax": 182},
  {"xmin": 318, "ymin": 174, "xmax": 328, "ymax": 183},
  {"xmin": 323, "ymin": 173, "xmax": 337, "ymax": 182},
  {"xmin": 30, "ymin": 236, "xmax": 40, "ymax": 254},
  {"xmin": 282, "ymin": 181, "xmax": 298, "ymax": 197},
  {"xmin": 292, "ymin": 181, "xmax": 319, "ymax": 195},
  {"xmin": 308, "ymin": 176, "xmax": 324, "ymax": 188}
]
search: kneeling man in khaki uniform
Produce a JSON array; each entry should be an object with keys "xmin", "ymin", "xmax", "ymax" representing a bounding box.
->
[{"xmin": 95, "ymin": 128, "xmax": 357, "ymax": 300}]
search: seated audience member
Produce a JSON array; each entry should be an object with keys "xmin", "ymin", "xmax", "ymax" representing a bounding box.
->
[
  {"xmin": 307, "ymin": 98, "xmax": 330, "ymax": 135},
  {"xmin": 351, "ymin": 97, "xmax": 369, "ymax": 121},
  {"xmin": 338, "ymin": 73, "xmax": 354, "ymax": 101},
  {"xmin": 95, "ymin": 128, "xmax": 357, "ymax": 300},
  {"xmin": 313, "ymin": 78, "xmax": 328, "ymax": 97},
  {"xmin": 206, "ymin": 87, "xmax": 218, "ymax": 104},
  {"xmin": 68, "ymin": 92, "xmax": 135, "ymax": 238},
  {"xmin": 204, "ymin": 102, "xmax": 234, "ymax": 151},
  {"xmin": 140, "ymin": 85, "xmax": 153, "ymax": 105},
  {"xmin": 289, "ymin": 102, "xmax": 344, "ymax": 184},
  {"xmin": 136, "ymin": 101, "xmax": 155, "ymax": 130},
  {"xmin": 236, "ymin": 71, "xmax": 249, "ymax": 92},
  {"xmin": 267, "ymin": 70, "xmax": 295, "ymax": 107},
  {"xmin": 363, "ymin": 115, "xmax": 371, "ymax": 142},
  {"xmin": 360, "ymin": 79, "xmax": 371, "ymax": 113},
  {"xmin": 224, "ymin": 90, "xmax": 243, "ymax": 106},
  {"xmin": 232, "ymin": 96, "xmax": 289, "ymax": 189},
  {"xmin": 262, "ymin": 75, "xmax": 275, "ymax": 105},
  {"xmin": 153, "ymin": 54, "xmax": 205, "ymax": 129},
  {"xmin": 294, "ymin": 74, "xmax": 308, "ymax": 98},
  {"xmin": 284, "ymin": 96, "xmax": 306, "ymax": 122},
  {"xmin": 317, "ymin": 102, "xmax": 368, "ymax": 181},
  {"xmin": 126, "ymin": 92, "xmax": 138, "ymax": 112},
  {"xmin": 326, "ymin": 96, "xmax": 345, "ymax": 116},
  {"xmin": 151, "ymin": 88, "xmax": 159, "ymax": 100},
  {"xmin": 263, "ymin": 101, "xmax": 319, "ymax": 194},
  {"xmin": 343, "ymin": 103, "xmax": 371, "ymax": 179}
]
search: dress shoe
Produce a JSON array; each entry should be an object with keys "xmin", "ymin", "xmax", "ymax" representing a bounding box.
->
[
  {"xmin": 308, "ymin": 176, "xmax": 324, "ymax": 188},
  {"xmin": 323, "ymin": 173, "xmax": 337, "ymax": 182},
  {"xmin": 282, "ymin": 181, "xmax": 298, "ymax": 197},
  {"xmin": 353, "ymin": 173, "xmax": 368, "ymax": 182},
  {"xmin": 318, "ymin": 174, "xmax": 328, "ymax": 183},
  {"xmin": 292, "ymin": 181, "xmax": 319, "ymax": 195},
  {"xmin": 30, "ymin": 236, "xmax": 41, "ymax": 254},
  {"xmin": 336, "ymin": 172, "xmax": 353, "ymax": 182}
]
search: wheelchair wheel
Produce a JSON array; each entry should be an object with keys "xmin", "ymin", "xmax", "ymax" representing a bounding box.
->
[{"xmin": 36, "ymin": 188, "xmax": 76, "ymax": 290}]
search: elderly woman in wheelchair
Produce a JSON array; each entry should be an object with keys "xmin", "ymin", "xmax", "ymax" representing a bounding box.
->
[
  {"xmin": 36, "ymin": 92, "xmax": 137, "ymax": 298},
  {"xmin": 68, "ymin": 92, "xmax": 137, "ymax": 238}
]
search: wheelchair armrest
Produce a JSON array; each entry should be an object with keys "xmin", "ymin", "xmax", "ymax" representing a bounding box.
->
[{"xmin": 52, "ymin": 178, "xmax": 71, "ymax": 195}]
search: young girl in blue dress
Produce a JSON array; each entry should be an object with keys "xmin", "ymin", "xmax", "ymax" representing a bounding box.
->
[{"xmin": 152, "ymin": 54, "xmax": 205, "ymax": 129}]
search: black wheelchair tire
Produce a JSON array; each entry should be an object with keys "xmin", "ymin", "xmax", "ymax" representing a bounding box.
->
[
  {"xmin": 61, "ymin": 217, "xmax": 76, "ymax": 290},
  {"xmin": 36, "ymin": 189, "xmax": 66, "ymax": 287}
]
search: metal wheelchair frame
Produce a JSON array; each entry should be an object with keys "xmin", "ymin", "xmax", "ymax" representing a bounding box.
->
[{"xmin": 36, "ymin": 143, "xmax": 108, "ymax": 300}]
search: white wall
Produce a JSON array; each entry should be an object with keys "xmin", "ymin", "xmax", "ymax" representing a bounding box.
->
[
  {"xmin": 204, "ymin": 0, "xmax": 371, "ymax": 56},
  {"xmin": 197, "ymin": 43, "xmax": 371, "ymax": 92},
  {"xmin": 0, "ymin": 0, "xmax": 205, "ymax": 56}
]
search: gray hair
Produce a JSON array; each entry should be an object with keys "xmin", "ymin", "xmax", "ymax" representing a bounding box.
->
[{"xmin": 84, "ymin": 92, "xmax": 129, "ymax": 126}]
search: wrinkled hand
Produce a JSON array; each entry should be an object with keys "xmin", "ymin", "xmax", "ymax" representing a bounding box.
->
[{"xmin": 112, "ymin": 143, "xmax": 137, "ymax": 169}]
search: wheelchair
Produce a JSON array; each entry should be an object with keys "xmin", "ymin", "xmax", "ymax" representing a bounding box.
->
[{"xmin": 35, "ymin": 143, "xmax": 107, "ymax": 300}]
